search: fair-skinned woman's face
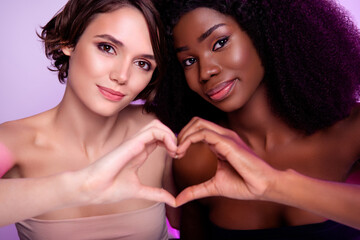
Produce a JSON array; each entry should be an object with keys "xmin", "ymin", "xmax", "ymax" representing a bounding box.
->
[
  {"xmin": 62, "ymin": 6, "xmax": 156, "ymax": 116},
  {"xmin": 173, "ymin": 7, "xmax": 264, "ymax": 112}
]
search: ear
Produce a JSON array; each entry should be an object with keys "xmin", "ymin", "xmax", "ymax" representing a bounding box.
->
[{"xmin": 62, "ymin": 46, "xmax": 73, "ymax": 56}]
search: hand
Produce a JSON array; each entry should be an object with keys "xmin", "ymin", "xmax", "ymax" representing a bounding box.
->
[
  {"xmin": 175, "ymin": 117, "xmax": 279, "ymax": 206},
  {"xmin": 77, "ymin": 120, "xmax": 178, "ymax": 207}
]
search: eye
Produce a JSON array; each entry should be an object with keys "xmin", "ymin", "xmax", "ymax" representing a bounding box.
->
[
  {"xmin": 98, "ymin": 43, "xmax": 116, "ymax": 54},
  {"xmin": 135, "ymin": 60, "xmax": 151, "ymax": 71},
  {"xmin": 212, "ymin": 37, "xmax": 229, "ymax": 51},
  {"xmin": 182, "ymin": 57, "xmax": 197, "ymax": 67}
]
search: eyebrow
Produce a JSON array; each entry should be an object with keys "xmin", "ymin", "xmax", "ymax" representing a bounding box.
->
[
  {"xmin": 95, "ymin": 34, "xmax": 123, "ymax": 47},
  {"xmin": 198, "ymin": 23, "xmax": 226, "ymax": 42},
  {"xmin": 95, "ymin": 34, "xmax": 155, "ymax": 60},
  {"xmin": 175, "ymin": 23, "xmax": 226, "ymax": 53}
]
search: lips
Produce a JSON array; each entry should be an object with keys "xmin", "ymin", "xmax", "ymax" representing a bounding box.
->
[
  {"xmin": 97, "ymin": 85, "xmax": 124, "ymax": 102},
  {"xmin": 206, "ymin": 79, "xmax": 237, "ymax": 101}
]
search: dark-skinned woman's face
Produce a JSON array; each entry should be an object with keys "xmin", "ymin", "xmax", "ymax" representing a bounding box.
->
[{"xmin": 173, "ymin": 7, "xmax": 264, "ymax": 112}]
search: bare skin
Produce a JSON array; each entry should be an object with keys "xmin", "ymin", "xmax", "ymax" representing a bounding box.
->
[
  {"xmin": 171, "ymin": 7, "xmax": 360, "ymax": 238},
  {"xmin": 0, "ymin": 6, "xmax": 178, "ymax": 226}
]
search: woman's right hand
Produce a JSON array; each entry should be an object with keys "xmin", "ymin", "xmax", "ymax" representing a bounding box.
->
[
  {"xmin": 175, "ymin": 118, "xmax": 360, "ymax": 229},
  {"xmin": 175, "ymin": 117, "xmax": 280, "ymax": 206},
  {"xmin": 75, "ymin": 120, "xmax": 178, "ymax": 207}
]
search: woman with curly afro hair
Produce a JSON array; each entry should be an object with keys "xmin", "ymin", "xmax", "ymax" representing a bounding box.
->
[
  {"xmin": 154, "ymin": 0, "xmax": 360, "ymax": 239},
  {"xmin": 0, "ymin": 0, "xmax": 179, "ymax": 239}
]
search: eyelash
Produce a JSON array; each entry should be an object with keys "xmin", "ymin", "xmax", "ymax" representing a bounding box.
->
[
  {"xmin": 97, "ymin": 43, "xmax": 152, "ymax": 71},
  {"xmin": 182, "ymin": 58, "xmax": 197, "ymax": 67},
  {"xmin": 212, "ymin": 36, "xmax": 229, "ymax": 51},
  {"xmin": 97, "ymin": 43, "xmax": 116, "ymax": 54},
  {"xmin": 182, "ymin": 36, "xmax": 230, "ymax": 68},
  {"xmin": 135, "ymin": 60, "xmax": 152, "ymax": 71}
]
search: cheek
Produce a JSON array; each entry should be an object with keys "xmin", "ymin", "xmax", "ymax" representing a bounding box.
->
[
  {"xmin": 130, "ymin": 72, "xmax": 153, "ymax": 93},
  {"xmin": 83, "ymin": 55, "xmax": 108, "ymax": 78},
  {"xmin": 227, "ymin": 44, "xmax": 251, "ymax": 69},
  {"xmin": 71, "ymin": 48, "xmax": 108, "ymax": 81},
  {"xmin": 227, "ymin": 43, "xmax": 264, "ymax": 84},
  {"xmin": 185, "ymin": 71, "xmax": 200, "ymax": 92}
]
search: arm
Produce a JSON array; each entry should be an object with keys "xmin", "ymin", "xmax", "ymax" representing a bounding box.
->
[
  {"xmin": 267, "ymin": 169, "xmax": 360, "ymax": 229},
  {"xmin": 175, "ymin": 117, "xmax": 360, "ymax": 230},
  {"xmin": 0, "ymin": 120, "xmax": 177, "ymax": 226},
  {"xmin": 0, "ymin": 172, "xmax": 77, "ymax": 226}
]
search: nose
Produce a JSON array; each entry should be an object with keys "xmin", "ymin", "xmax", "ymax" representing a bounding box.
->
[
  {"xmin": 110, "ymin": 59, "xmax": 131, "ymax": 85},
  {"xmin": 199, "ymin": 56, "xmax": 221, "ymax": 83}
]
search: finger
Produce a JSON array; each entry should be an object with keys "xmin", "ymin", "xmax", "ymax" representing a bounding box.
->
[
  {"xmin": 135, "ymin": 120, "xmax": 177, "ymax": 156},
  {"xmin": 136, "ymin": 185, "xmax": 176, "ymax": 207},
  {"xmin": 146, "ymin": 127, "xmax": 178, "ymax": 157},
  {"xmin": 175, "ymin": 179, "xmax": 218, "ymax": 206},
  {"xmin": 177, "ymin": 117, "xmax": 230, "ymax": 144},
  {"xmin": 92, "ymin": 127, "xmax": 178, "ymax": 176},
  {"xmin": 176, "ymin": 128, "xmax": 248, "ymax": 172},
  {"xmin": 138, "ymin": 125, "xmax": 178, "ymax": 154},
  {"xmin": 177, "ymin": 129, "xmax": 269, "ymax": 182},
  {"xmin": 178, "ymin": 117, "xmax": 216, "ymax": 143},
  {"xmin": 139, "ymin": 119, "xmax": 177, "ymax": 141},
  {"xmin": 177, "ymin": 117, "xmax": 200, "ymax": 142},
  {"xmin": 177, "ymin": 128, "xmax": 222, "ymax": 155},
  {"xmin": 127, "ymin": 126, "xmax": 178, "ymax": 159}
]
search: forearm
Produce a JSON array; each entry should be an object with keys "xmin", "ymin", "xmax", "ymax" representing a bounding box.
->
[
  {"xmin": 0, "ymin": 171, "xmax": 82, "ymax": 226},
  {"xmin": 264, "ymin": 169, "xmax": 360, "ymax": 229}
]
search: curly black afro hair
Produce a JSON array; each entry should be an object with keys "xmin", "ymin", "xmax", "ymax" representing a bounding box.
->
[{"xmin": 153, "ymin": 0, "xmax": 360, "ymax": 134}]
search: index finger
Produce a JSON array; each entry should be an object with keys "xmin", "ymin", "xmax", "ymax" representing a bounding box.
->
[{"xmin": 178, "ymin": 117, "xmax": 229, "ymax": 144}]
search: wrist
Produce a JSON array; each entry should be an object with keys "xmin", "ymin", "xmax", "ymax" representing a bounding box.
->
[
  {"xmin": 259, "ymin": 168, "xmax": 295, "ymax": 202},
  {"xmin": 56, "ymin": 170, "xmax": 89, "ymax": 208}
]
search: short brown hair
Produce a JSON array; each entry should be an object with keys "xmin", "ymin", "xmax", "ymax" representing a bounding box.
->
[{"xmin": 39, "ymin": 0, "xmax": 166, "ymax": 108}]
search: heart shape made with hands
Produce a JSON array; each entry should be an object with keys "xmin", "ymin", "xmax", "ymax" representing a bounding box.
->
[
  {"xmin": 171, "ymin": 126, "xmax": 269, "ymax": 207},
  {"xmin": 133, "ymin": 117, "xmax": 271, "ymax": 207},
  {"xmin": 172, "ymin": 141, "xmax": 248, "ymax": 207}
]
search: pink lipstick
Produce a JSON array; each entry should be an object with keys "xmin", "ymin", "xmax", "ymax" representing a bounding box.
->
[
  {"xmin": 97, "ymin": 85, "xmax": 124, "ymax": 101},
  {"xmin": 206, "ymin": 79, "xmax": 237, "ymax": 101}
]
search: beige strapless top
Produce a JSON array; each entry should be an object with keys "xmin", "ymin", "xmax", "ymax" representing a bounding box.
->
[{"xmin": 15, "ymin": 202, "xmax": 168, "ymax": 240}]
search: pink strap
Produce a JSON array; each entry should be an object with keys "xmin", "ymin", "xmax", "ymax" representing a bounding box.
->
[{"xmin": 0, "ymin": 142, "xmax": 13, "ymax": 177}]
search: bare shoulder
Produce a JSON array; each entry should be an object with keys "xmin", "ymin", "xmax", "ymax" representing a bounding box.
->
[
  {"xmin": 338, "ymin": 104, "xmax": 360, "ymax": 149},
  {"xmin": 348, "ymin": 104, "xmax": 360, "ymax": 153},
  {"xmin": 0, "ymin": 119, "xmax": 33, "ymax": 151},
  {"xmin": 0, "ymin": 117, "xmax": 38, "ymax": 173},
  {"xmin": 173, "ymin": 142, "xmax": 217, "ymax": 191},
  {"xmin": 320, "ymin": 103, "xmax": 360, "ymax": 158},
  {"xmin": 0, "ymin": 110, "xmax": 54, "ymax": 155},
  {"xmin": 349, "ymin": 103, "xmax": 360, "ymax": 125}
]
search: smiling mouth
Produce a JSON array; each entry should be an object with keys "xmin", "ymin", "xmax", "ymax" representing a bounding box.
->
[
  {"xmin": 206, "ymin": 79, "xmax": 237, "ymax": 101},
  {"xmin": 97, "ymin": 85, "xmax": 125, "ymax": 102}
]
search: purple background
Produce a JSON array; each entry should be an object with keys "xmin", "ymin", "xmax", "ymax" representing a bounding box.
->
[{"xmin": 0, "ymin": 0, "xmax": 359, "ymax": 239}]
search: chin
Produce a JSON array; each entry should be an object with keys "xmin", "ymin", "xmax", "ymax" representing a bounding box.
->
[
  {"xmin": 92, "ymin": 106, "xmax": 124, "ymax": 118},
  {"xmin": 213, "ymin": 100, "xmax": 243, "ymax": 113}
]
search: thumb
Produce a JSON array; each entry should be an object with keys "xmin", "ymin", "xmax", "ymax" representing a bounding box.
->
[
  {"xmin": 175, "ymin": 179, "xmax": 218, "ymax": 206},
  {"xmin": 136, "ymin": 185, "xmax": 176, "ymax": 207}
]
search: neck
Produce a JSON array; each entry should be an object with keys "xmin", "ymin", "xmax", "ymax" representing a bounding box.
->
[
  {"xmin": 226, "ymin": 84, "xmax": 301, "ymax": 153},
  {"xmin": 52, "ymin": 87, "xmax": 122, "ymax": 154}
]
